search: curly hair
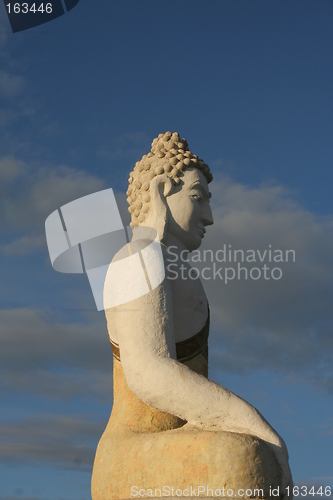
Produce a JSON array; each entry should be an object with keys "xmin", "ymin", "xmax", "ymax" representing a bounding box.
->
[{"xmin": 127, "ymin": 132, "xmax": 213, "ymax": 227}]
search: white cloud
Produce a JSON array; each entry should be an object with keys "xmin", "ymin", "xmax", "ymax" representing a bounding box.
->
[
  {"xmin": 16, "ymin": 165, "xmax": 106, "ymax": 229},
  {"xmin": 0, "ymin": 307, "xmax": 109, "ymax": 371},
  {"xmin": 0, "ymin": 413, "xmax": 104, "ymax": 470},
  {"xmin": 0, "ymin": 308, "xmax": 112, "ymax": 399},
  {"xmin": 1, "ymin": 158, "xmax": 107, "ymax": 255},
  {"xmin": 0, "ymin": 234, "xmax": 46, "ymax": 255},
  {"xmin": 1, "ymin": 367, "xmax": 113, "ymax": 401}
]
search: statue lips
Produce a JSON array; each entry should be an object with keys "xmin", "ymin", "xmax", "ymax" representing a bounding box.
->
[{"xmin": 197, "ymin": 227, "xmax": 206, "ymax": 238}]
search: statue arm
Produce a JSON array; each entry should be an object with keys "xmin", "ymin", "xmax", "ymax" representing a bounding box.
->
[{"xmin": 109, "ymin": 279, "xmax": 284, "ymax": 451}]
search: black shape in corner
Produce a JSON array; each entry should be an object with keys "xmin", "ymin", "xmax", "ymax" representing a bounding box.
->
[
  {"xmin": 63, "ymin": 0, "xmax": 80, "ymax": 12},
  {"xmin": 3, "ymin": 0, "xmax": 80, "ymax": 33}
]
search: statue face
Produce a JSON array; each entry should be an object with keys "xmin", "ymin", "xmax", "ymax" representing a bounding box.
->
[{"xmin": 165, "ymin": 168, "xmax": 213, "ymax": 251}]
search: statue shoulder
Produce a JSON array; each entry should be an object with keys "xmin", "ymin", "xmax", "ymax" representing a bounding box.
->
[{"xmin": 103, "ymin": 237, "xmax": 169, "ymax": 311}]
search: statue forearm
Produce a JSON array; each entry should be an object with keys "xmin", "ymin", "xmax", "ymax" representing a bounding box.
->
[{"xmin": 121, "ymin": 351, "xmax": 283, "ymax": 448}]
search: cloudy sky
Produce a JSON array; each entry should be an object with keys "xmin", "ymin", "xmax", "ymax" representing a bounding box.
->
[{"xmin": 0, "ymin": 1, "xmax": 332, "ymax": 499}]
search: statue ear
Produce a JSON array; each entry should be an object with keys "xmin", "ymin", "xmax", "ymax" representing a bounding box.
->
[{"xmin": 146, "ymin": 174, "xmax": 174, "ymax": 241}]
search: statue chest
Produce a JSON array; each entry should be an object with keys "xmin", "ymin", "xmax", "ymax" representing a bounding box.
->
[{"xmin": 169, "ymin": 262, "xmax": 208, "ymax": 342}]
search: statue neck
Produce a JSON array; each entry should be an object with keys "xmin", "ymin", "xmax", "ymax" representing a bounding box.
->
[{"xmin": 162, "ymin": 233, "xmax": 190, "ymax": 256}]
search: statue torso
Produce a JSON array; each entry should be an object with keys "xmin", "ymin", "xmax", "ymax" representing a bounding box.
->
[{"xmin": 166, "ymin": 253, "xmax": 208, "ymax": 343}]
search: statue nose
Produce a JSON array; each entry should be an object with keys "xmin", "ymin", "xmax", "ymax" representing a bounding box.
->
[{"xmin": 202, "ymin": 204, "xmax": 214, "ymax": 226}]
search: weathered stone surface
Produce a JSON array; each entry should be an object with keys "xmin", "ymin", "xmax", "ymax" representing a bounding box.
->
[{"xmin": 91, "ymin": 360, "xmax": 282, "ymax": 500}]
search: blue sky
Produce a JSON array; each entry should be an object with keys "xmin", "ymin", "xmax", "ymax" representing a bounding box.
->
[{"xmin": 0, "ymin": 1, "xmax": 332, "ymax": 499}]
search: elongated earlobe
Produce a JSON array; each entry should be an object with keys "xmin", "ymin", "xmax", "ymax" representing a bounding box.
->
[
  {"xmin": 144, "ymin": 175, "xmax": 174, "ymax": 241},
  {"xmin": 163, "ymin": 177, "xmax": 174, "ymax": 198}
]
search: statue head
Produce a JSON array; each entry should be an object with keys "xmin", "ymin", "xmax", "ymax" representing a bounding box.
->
[{"xmin": 127, "ymin": 132, "xmax": 213, "ymax": 251}]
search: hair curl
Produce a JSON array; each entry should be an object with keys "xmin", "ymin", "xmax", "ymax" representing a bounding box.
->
[{"xmin": 127, "ymin": 132, "xmax": 213, "ymax": 227}]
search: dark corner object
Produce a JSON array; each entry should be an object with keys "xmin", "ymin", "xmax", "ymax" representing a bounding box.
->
[{"xmin": 3, "ymin": 0, "xmax": 80, "ymax": 33}]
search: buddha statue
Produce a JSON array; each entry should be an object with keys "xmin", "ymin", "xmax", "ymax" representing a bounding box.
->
[{"xmin": 91, "ymin": 132, "xmax": 293, "ymax": 500}]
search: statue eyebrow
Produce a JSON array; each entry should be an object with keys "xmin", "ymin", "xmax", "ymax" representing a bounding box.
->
[{"xmin": 189, "ymin": 181, "xmax": 212, "ymax": 200}]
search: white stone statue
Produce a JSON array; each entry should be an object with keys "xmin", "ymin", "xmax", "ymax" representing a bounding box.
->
[{"xmin": 92, "ymin": 132, "xmax": 293, "ymax": 500}]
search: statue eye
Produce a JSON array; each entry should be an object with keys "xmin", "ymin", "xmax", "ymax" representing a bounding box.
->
[{"xmin": 192, "ymin": 194, "xmax": 203, "ymax": 204}]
